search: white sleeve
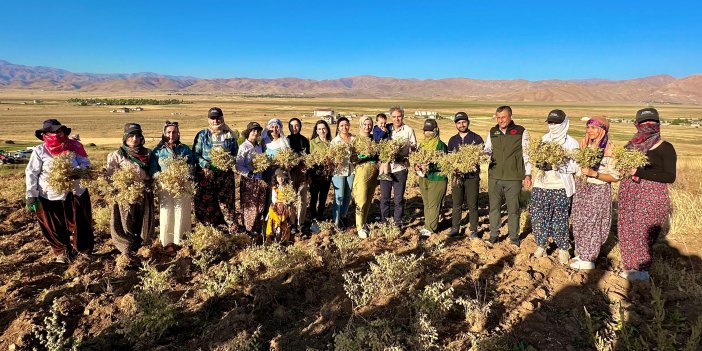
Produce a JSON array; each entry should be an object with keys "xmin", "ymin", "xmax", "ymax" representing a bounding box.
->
[
  {"xmin": 25, "ymin": 147, "xmax": 42, "ymax": 198},
  {"xmin": 522, "ymin": 130, "xmax": 532, "ymax": 176},
  {"xmin": 483, "ymin": 132, "xmax": 492, "ymax": 155}
]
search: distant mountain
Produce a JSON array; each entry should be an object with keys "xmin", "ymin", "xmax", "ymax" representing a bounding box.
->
[{"xmin": 1, "ymin": 59, "xmax": 700, "ymax": 104}]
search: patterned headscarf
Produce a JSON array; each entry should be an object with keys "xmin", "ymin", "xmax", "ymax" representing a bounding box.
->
[
  {"xmin": 626, "ymin": 122, "xmax": 661, "ymax": 153},
  {"xmin": 581, "ymin": 116, "xmax": 609, "ymax": 149}
]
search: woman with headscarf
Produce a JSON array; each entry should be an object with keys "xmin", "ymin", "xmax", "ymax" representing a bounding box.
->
[
  {"xmin": 351, "ymin": 116, "xmax": 379, "ymax": 238},
  {"xmin": 106, "ymin": 123, "xmax": 154, "ymax": 259},
  {"xmin": 192, "ymin": 107, "xmax": 239, "ymax": 232},
  {"xmin": 570, "ymin": 116, "xmax": 619, "ymax": 270},
  {"xmin": 530, "ymin": 110, "xmax": 579, "ymax": 265},
  {"xmin": 149, "ymin": 121, "xmax": 194, "ymax": 255},
  {"xmin": 287, "ymin": 118, "xmax": 311, "ymax": 233},
  {"xmin": 25, "ymin": 119, "xmax": 94, "ymax": 263},
  {"xmin": 262, "ymin": 118, "xmax": 291, "ymax": 158},
  {"xmin": 236, "ymin": 121, "xmax": 268, "ymax": 236},
  {"xmin": 308, "ymin": 120, "xmax": 333, "ymax": 232},
  {"xmin": 617, "ymin": 108, "xmax": 676, "ymax": 281},
  {"xmin": 330, "ymin": 117, "xmax": 355, "ymax": 229},
  {"xmin": 416, "ymin": 119, "xmax": 448, "ymax": 237}
]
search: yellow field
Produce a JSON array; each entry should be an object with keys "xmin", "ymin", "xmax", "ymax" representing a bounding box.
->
[{"xmin": 2, "ymin": 90, "xmax": 701, "ymax": 157}]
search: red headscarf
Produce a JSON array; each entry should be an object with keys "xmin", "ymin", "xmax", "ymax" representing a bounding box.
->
[{"xmin": 43, "ymin": 133, "xmax": 88, "ymax": 157}]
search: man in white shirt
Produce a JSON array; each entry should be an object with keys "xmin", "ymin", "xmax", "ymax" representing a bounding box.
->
[{"xmin": 379, "ymin": 106, "xmax": 417, "ymax": 226}]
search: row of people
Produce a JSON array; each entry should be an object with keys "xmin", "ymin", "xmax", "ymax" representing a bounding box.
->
[{"xmin": 25, "ymin": 106, "xmax": 675, "ymax": 281}]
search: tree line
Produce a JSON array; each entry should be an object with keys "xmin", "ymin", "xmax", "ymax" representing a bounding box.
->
[{"xmin": 67, "ymin": 98, "xmax": 187, "ymax": 106}]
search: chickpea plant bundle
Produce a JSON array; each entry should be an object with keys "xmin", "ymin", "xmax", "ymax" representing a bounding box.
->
[
  {"xmin": 272, "ymin": 148, "xmax": 303, "ymax": 169},
  {"xmin": 378, "ymin": 138, "xmax": 409, "ymax": 163},
  {"xmin": 612, "ymin": 146, "xmax": 649, "ymax": 175},
  {"xmin": 352, "ymin": 137, "xmax": 379, "ymax": 158},
  {"xmin": 437, "ymin": 144, "xmax": 490, "ymax": 181},
  {"xmin": 277, "ymin": 183, "xmax": 301, "ymax": 209},
  {"xmin": 526, "ymin": 139, "xmax": 569, "ymax": 177},
  {"xmin": 409, "ymin": 148, "xmax": 442, "ymax": 171},
  {"xmin": 251, "ymin": 153, "xmax": 271, "ymax": 174},
  {"xmin": 328, "ymin": 142, "xmax": 353, "ymax": 172},
  {"xmin": 303, "ymin": 148, "xmax": 334, "ymax": 174},
  {"xmin": 111, "ymin": 164, "xmax": 145, "ymax": 206},
  {"xmin": 47, "ymin": 152, "xmax": 77, "ymax": 194},
  {"xmin": 570, "ymin": 147, "xmax": 604, "ymax": 169},
  {"xmin": 155, "ymin": 156, "xmax": 194, "ymax": 197},
  {"xmin": 209, "ymin": 145, "xmax": 234, "ymax": 171}
]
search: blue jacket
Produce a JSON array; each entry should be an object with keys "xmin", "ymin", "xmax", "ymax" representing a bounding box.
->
[
  {"xmin": 149, "ymin": 143, "xmax": 195, "ymax": 177},
  {"xmin": 192, "ymin": 129, "xmax": 238, "ymax": 170}
]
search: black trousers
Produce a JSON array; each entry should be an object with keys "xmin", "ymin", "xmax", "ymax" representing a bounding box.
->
[
  {"xmin": 308, "ymin": 174, "xmax": 331, "ymax": 221},
  {"xmin": 379, "ymin": 169, "xmax": 408, "ymax": 224},
  {"xmin": 452, "ymin": 176, "xmax": 480, "ymax": 232}
]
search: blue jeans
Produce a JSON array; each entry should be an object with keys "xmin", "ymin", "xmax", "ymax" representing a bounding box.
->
[{"xmin": 331, "ymin": 175, "xmax": 354, "ymax": 224}]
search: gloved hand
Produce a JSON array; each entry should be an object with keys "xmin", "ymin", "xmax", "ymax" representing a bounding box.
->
[{"xmin": 26, "ymin": 197, "xmax": 39, "ymax": 212}]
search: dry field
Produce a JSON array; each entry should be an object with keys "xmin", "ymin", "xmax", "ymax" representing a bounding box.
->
[{"xmin": 1, "ymin": 90, "xmax": 701, "ymax": 350}]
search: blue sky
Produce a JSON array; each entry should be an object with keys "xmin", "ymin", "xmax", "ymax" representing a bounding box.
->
[{"xmin": 2, "ymin": 0, "xmax": 700, "ymax": 80}]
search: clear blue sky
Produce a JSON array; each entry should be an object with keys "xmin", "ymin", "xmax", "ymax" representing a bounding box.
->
[{"xmin": 2, "ymin": 0, "xmax": 700, "ymax": 80}]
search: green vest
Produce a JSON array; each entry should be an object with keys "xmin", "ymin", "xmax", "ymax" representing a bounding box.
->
[{"xmin": 488, "ymin": 122, "xmax": 526, "ymax": 181}]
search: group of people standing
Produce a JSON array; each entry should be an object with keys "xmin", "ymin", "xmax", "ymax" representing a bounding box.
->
[{"xmin": 25, "ymin": 105, "xmax": 676, "ymax": 281}]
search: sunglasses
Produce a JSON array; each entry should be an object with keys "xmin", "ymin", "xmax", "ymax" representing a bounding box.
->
[{"xmin": 164, "ymin": 121, "xmax": 179, "ymax": 126}]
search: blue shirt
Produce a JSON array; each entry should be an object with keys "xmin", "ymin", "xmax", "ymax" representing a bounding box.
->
[
  {"xmin": 372, "ymin": 125, "xmax": 391, "ymax": 143},
  {"xmin": 149, "ymin": 143, "xmax": 195, "ymax": 177},
  {"xmin": 192, "ymin": 129, "xmax": 238, "ymax": 170}
]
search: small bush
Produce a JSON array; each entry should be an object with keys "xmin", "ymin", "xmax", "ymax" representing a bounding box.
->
[
  {"xmin": 188, "ymin": 224, "xmax": 236, "ymax": 259},
  {"xmin": 333, "ymin": 318, "xmax": 402, "ymax": 351},
  {"xmin": 239, "ymin": 243, "xmax": 319, "ymax": 278},
  {"xmin": 326, "ymin": 233, "xmax": 362, "ymax": 269},
  {"xmin": 369, "ymin": 219, "xmax": 401, "ymax": 241},
  {"xmin": 93, "ymin": 206, "xmax": 110, "ymax": 233},
  {"xmin": 343, "ymin": 252, "xmax": 424, "ymax": 308},
  {"xmin": 202, "ymin": 262, "xmax": 244, "ymax": 299},
  {"xmin": 4, "ymin": 139, "xmax": 15, "ymax": 144},
  {"xmin": 33, "ymin": 298, "xmax": 80, "ymax": 351},
  {"xmin": 214, "ymin": 326, "xmax": 262, "ymax": 351},
  {"xmin": 412, "ymin": 282, "xmax": 454, "ymax": 322}
]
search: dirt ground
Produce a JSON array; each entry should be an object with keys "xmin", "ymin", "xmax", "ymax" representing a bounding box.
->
[{"xmin": 1, "ymin": 169, "xmax": 701, "ymax": 351}]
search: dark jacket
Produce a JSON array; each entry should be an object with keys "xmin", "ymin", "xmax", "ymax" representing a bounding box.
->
[
  {"xmin": 488, "ymin": 121, "xmax": 526, "ymax": 181},
  {"xmin": 447, "ymin": 130, "xmax": 484, "ymax": 179},
  {"xmin": 287, "ymin": 118, "xmax": 310, "ymax": 154}
]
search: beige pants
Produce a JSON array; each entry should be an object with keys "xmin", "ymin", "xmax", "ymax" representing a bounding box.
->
[{"xmin": 158, "ymin": 190, "xmax": 192, "ymax": 245}]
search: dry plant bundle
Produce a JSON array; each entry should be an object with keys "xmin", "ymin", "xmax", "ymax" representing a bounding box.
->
[
  {"xmin": 277, "ymin": 183, "xmax": 301, "ymax": 209},
  {"xmin": 437, "ymin": 144, "xmax": 489, "ymax": 181},
  {"xmin": 352, "ymin": 137, "xmax": 379, "ymax": 158},
  {"xmin": 84, "ymin": 173, "xmax": 112, "ymax": 199},
  {"xmin": 571, "ymin": 147, "xmax": 604, "ymax": 169},
  {"xmin": 612, "ymin": 146, "xmax": 649, "ymax": 175},
  {"xmin": 526, "ymin": 139, "xmax": 569, "ymax": 174},
  {"xmin": 111, "ymin": 165, "xmax": 145, "ymax": 206},
  {"xmin": 251, "ymin": 153, "xmax": 271, "ymax": 174},
  {"xmin": 47, "ymin": 152, "xmax": 76, "ymax": 194},
  {"xmin": 155, "ymin": 157, "xmax": 194, "ymax": 197},
  {"xmin": 409, "ymin": 147, "xmax": 442, "ymax": 169},
  {"xmin": 378, "ymin": 138, "xmax": 409, "ymax": 163},
  {"xmin": 328, "ymin": 142, "xmax": 352, "ymax": 171},
  {"xmin": 303, "ymin": 147, "xmax": 333, "ymax": 171},
  {"xmin": 272, "ymin": 148, "xmax": 303, "ymax": 169},
  {"xmin": 209, "ymin": 145, "xmax": 234, "ymax": 171}
]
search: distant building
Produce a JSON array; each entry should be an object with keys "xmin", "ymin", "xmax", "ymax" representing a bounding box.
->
[
  {"xmin": 131, "ymin": 107, "xmax": 144, "ymax": 111},
  {"xmin": 414, "ymin": 111, "xmax": 439, "ymax": 119},
  {"xmin": 111, "ymin": 107, "xmax": 130, "ymax": 113},
  {"xmin": 314, "ymin": 108, "xmax": 335, "ymax": 118}
]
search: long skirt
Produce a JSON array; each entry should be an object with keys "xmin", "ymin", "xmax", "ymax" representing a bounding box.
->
[
  {"xmin": 158, "ymin": 190, "xmax": 192, "ymax": 246},
  {"xmin": 194, "ymin": 169, "xmax": 236, "ymax": 228},
  {"xmin": 618, "ymin": 178, "xmax": 670, "ymax": 271},
  {"xmin": 240, "ymin": 176, "xmax": 267, "ymax": 233},
  {"xmin": 530, "ymin": 187, "xmax": 571, "ymax": 250},
  {"xmin": 352, "ymin": 163, "xmax": 379, "ymax": 232},
  {"xmin": 572, "ymin": 181, "xmax": 612, "ymax": 262},
  {"xmin": 36, "ymin": 191, "xmax": 94, "ymax": 256},
  {"xmin": 111, "ymin": 192, "xmax": 155, "ymax": 254}
]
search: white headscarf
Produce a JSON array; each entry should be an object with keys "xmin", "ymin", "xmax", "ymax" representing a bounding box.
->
[
  {"xmin": 262, "ymin": 118, "xmax": 285, "ymax": 144},
  {"xmin": 543, "ymin": 116, "xmax": 570, "ymax": 145}
]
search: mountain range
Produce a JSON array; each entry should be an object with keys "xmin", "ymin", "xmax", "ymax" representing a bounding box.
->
[{"xmin": 1, "ymin": 60, "xmax": 701, "ymax": 104}]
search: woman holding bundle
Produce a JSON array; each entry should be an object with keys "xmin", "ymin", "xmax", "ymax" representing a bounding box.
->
[
  {"xmin": 617, "ymin": 108, "xmax": 676, "ymax": 281},
  {"xmin": 308, "ymin": 120, "xmax": 333, "ymax": 232},
  {"xmin": 192, "ymin": 107, "xmax": 238, "ymax": 232},
  {"xmin": 149, "ymin": 121, "xmax": 194, "ymax": 255},
  {"xmin": 570, "ymin": 116, "xmax": 618, "ymax": 270},
  {"xmin": 236, "ymin": 121, "xmax": 268, "ymax": 236},
  {"xmin": 25, "ymin": 119, "xmax": 94, "ymax": 263},
  {"xmin": 416, "ymin": 119, "xmax": 448, "ymax": 237},
  {"xmin": 530, "ymin": 110, "xmax": 578, "ymax": 265},
  {"xmin": 106, "ymin": 123, "xmax": 154, "ymax": 259},
  {"xmin": 331, "ymin": 117, "xmax": 355, "ymax": 230},
  {"xmin": 352, "ymin": 116, "xmax": 379, "ymax": 238}
]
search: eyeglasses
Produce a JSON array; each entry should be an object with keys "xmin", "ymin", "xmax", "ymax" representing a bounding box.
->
[{"xmin": 164, "ymin": 121, "xmax": 179, "ymax": 126}]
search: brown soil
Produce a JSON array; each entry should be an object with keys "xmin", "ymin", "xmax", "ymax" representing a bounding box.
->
[{"xmin": 1, "ymin": 174, "xmax": 701, "ymax": 351}]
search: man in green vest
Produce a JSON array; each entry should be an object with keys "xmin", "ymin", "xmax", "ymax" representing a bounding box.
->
[{"xmin": 483, "ymin": 106, "xmax": 532, "ymax": 246}]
